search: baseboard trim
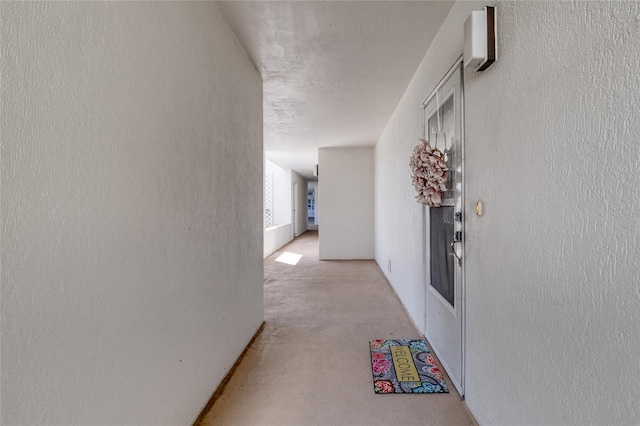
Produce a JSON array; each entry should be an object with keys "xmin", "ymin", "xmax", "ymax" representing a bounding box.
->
[{"xmin": 192, "ymin": 321, "xmax": 266, "ymax": 426}]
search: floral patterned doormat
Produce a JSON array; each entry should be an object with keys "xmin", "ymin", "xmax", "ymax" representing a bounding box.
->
[{"xmin": 370, "ymin": 339, "xmax": 449, "ymax": 394}]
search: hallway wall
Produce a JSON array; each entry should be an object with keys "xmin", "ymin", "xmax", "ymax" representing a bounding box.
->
[
  {"xmin": 376, "ymin": 1, "xmax": 640, "ymax": 425},
  {"xmin": 319, "ymin": 147, "xmax": 374, "ymax": 260},
  {"xmin": 375, "ymin": 1, "xmax": 478, "ymax": 333},
  {"xmin": 263, "ymin": 165, "xmax": 308, "ymax": 258},
  {"xmin": 1, "ymin": 2, "xmax": 263, "ymax": 425},
  {"xmin": 263, "ymin": 223, "xmax": 293, "ymax": 258}
]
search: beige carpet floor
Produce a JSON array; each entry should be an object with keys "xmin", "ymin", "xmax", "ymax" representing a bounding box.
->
[{"xmin": 198, "ymin": 231, "xmax": 476, "ymax": 426}]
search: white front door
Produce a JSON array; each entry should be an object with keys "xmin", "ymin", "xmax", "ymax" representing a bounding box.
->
[{"xmin": 423, "ymin": 63, "xmax": 465, "ymax": 396}]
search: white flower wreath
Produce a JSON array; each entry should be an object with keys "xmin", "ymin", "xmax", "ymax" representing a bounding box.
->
[{"xmin": 409, "ymin": 139, "xmax": 448, "ymax": 207}]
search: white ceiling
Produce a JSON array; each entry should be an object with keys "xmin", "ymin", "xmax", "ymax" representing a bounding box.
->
[{"xmin": 217, "ymin": 1, "xmax": 454, "ymax": 180}]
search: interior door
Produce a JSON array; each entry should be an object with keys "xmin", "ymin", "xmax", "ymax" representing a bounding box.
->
[
  {"xmin": 293, "ymin": 182, "xmax": 299, "ymax": 236},
  {"xmin": 423, "ymin": 63, "xmax": 464, "ymax": 396}
]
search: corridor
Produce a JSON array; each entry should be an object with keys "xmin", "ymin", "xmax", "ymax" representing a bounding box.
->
[{"xmin": 198, "ymin": 232, "xmax": 476, "ymax": 425}]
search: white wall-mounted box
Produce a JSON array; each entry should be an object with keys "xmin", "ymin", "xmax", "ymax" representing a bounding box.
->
[{"xmin": 464, "ymin": 6, "xmax": 496, "ymax": 71}]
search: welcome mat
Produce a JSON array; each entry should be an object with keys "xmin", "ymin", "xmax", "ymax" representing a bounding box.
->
[{"xmin": 370, "ymin": 339, "xmax": 449, "ymax": 394}]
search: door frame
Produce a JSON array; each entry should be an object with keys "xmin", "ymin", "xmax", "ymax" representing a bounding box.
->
[{"xmin": 421, "ymin": 56, "xmax": 466, "ymax": 397}]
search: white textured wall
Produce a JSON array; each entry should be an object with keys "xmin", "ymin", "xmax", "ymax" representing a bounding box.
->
[
  {"xmin": 264, "ymin": 224, "xmax": 293, "ymax": 258},
  {"xmin": 319, "ymin": 148, "xmax": 374, "ymax": 260},
  {"xmin": 463, "ymin": 2, "xmax": 640, "ymax": 424},
  {"xmin": 1, "ymin": 3, "xmax": 263, "ymax": 425},
  {"xmin": 376, "ymin": 1, "xmax": 640, "ymax": 424}
]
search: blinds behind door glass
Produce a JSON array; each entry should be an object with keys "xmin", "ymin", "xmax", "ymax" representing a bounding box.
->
[{"xmin": 429, "ymin": 207, "xmax": 455, "ymax": 306}]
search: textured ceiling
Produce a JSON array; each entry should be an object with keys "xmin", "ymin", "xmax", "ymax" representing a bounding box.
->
[{"xmin": 217, "ymin": 1, "xmax": 454, "ymax": 179}]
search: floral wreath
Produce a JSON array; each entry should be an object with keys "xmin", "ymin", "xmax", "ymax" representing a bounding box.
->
[{"xmin": 409, "ymin": 138, "xmax": 447, "ymax": 207}]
